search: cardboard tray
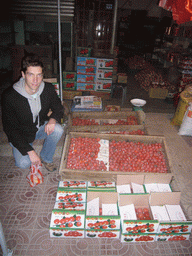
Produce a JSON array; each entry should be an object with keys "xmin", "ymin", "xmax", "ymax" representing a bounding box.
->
[
  {"xmin": 68, "ymin": 110, "xmax": 145, "ymax": 133},
  {"xmin": 59, "ymin": 132, "xmax": 172, "ymax": 182}
]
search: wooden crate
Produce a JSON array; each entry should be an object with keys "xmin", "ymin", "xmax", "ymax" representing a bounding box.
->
[
  {"xmin": 59, "ymin": 132, "xmax": 172, "ymax": 182},
  {"xmin": 68, "ymin": 111, "xmax": 145, "ymax": 133}
]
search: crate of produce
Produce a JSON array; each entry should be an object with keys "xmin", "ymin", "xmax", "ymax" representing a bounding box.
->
[
  {"xmin": 68, "ymin": 110, "xmax": 145, "ymax": 133},
  {"xmin": 96, "ymin": 69, "xmax": 113, "ymax": 80},
  {"xmin": 77, "ymin": 66, "xmax": 96, "ymax": 75},
  {"xmin": 97, "ymin": 59, "xmax": 114, "ymax": 69},
  {"xmin": 95, "ymin": 80, "xmax": 112, "ymax": 91},
  {"xmin": 76, "ymin": 83, "xmax": 95, "ymax": 91},
  {"xmin": 150, "ymin": 192, "xmax": 192, "ymax": 239},
  {"xmin": 63, "ymin": 81, "xmax": 76, "ymax": 90},
  {"xmin": 63, "ymin": 71, "xmax": 77, "ymax": 81},
  {"xmin": 77, "ymin": 74, "xmax": 96, "ymax": 83},
  {"xmin": 119, "ymin": 194, "xmax": 159, "ymax": 243},
  {"xmin": 85, "ymin": 191, "xmax": 120, "ymax": 239},
  {"xmin": 77, "ymin": 57, "xmax": 97, "ymax": 67},
  {"xmin": 77, "ymin": 47, "xmax": 92, "ymax": 57},
  {"xmin": 59, "ymin": 132, "xmax": 172, "ymax": 182}
]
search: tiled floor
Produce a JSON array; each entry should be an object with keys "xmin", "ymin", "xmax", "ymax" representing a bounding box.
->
[{"xmin": 1, "ymin": 72, "xmax": 192, "ymax": 256}]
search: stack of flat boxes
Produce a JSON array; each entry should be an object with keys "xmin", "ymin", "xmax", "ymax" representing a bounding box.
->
[
  {"xmin": 76, "ymin": 57, "xmax": 114, "ymax": 92},
  {"xmin": 63, "ymin": 71, "xmax": 77, "ymax": 90},
  {"xmin": 95, "ymin": 59, "xmax": 113, "ymax": 91},
  {"xmin": 76, "ymin": 57, "xmax": 97, "ymax": 91}
]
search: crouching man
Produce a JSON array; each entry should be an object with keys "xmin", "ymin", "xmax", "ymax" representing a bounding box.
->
[{"xmin": 2, "ymin": 54, "xmax": 64, "ymax": 172}]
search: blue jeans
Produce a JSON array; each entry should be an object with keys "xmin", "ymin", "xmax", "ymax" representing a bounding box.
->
[{"xmin": 10, "ymin": 122, "xmax": 64, "ymax": 169}]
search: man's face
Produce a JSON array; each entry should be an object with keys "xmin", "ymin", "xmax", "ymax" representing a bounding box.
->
[{"xmin": 22, "ymin": 66, "xmax": 43, "ymax": 95}]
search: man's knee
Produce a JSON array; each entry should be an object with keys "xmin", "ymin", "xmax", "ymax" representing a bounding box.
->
[
  {"xmin": 15, "ymin": 158, "xmax": 31, "ymax": 169},
  {"xmin": 54, "ymin": 123, "xmax": 64, "ymax": 137}
]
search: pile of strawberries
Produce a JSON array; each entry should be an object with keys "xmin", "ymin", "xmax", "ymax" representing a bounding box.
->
[{"xmin": 66, "ymin": 137, "xmax": 168, "ymax": 173}]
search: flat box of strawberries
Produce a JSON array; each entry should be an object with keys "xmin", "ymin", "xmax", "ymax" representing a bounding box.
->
[
  {"xmin": 59, "ymin": 132, "xmax": 172, "ymax": 182},
  {"xmin": 67, "ymin": 110, "xmax": 146, "ymax": 134}
]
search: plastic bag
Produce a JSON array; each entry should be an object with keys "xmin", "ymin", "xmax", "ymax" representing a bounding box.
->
[
  {"xmin": 171, "ymin": 89, "xmax": 192, "ymax": 126},
  {"xmin": 26, "ymin": 163, "xmax": 44, "ymax": 187},
  {"xmin": 178, "ymin": 103, "xmax": 192, "ymax": 136}
]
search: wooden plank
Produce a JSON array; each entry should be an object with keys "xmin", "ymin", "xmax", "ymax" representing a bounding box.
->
[{"xmin": 68, "ymin": 110, "xmax": 145, "ymax": 132}]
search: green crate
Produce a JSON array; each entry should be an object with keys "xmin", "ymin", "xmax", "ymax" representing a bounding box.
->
[
  {"xmin": 77, "ymin": 47, "xmax": 92, "ymax": 57},
  {"xmin": 63, "ymin": 71, "xmax": 77, "ymax": 81}
]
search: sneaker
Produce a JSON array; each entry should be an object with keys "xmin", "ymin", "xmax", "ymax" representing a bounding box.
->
[{"xmin": 41, "ymin": 159, "xmax": 57, "ymax": 172}]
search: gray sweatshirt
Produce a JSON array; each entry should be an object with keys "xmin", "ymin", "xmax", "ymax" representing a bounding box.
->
[{"xmin": 13, "ymin": 77, "xmax": 45, "ymax": 128}]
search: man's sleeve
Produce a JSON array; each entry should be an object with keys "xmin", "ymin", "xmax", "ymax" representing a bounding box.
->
[
  {"xmin": 1, "ymin": 92, "xmax": 34, "ymax": 155},
  {"xmin": 48, "ymin": 84, "xmax": 64, "ymax": 123}
]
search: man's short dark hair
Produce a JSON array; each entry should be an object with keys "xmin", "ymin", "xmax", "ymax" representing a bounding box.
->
[{"xmin": 21, "ymin": 54, "xmax": 44, "ymax": 73}]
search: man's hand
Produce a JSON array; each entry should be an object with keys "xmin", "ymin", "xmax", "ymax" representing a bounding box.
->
[
  {"xmin": 28, "ymin": 150, "xmax": 41, "ymax": 166},
  {"xmin": 44, "ymin": 118, "xmax": 56, "ymax": 135}
]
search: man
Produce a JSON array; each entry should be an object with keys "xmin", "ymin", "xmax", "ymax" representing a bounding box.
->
[{"xmin": 1, "ymin": 54, "xmax": 64, "ymax": 172}]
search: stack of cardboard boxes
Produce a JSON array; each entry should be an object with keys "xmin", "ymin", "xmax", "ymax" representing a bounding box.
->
[
  {"xmin": 49, "ymin": 175, "xmax": 192, "ymax": 241},
  {"xmin": 76, "ymin": 57, "xmax": 114, "ymax": 92}
]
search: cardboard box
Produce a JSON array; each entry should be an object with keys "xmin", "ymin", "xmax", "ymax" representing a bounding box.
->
[
  {"xmin": 77, "ymin": 66, "xmax": 96, "ymax": 75},
  {"xmin": 97, "ymin": 59, "xmax": 113, "ymax": 69},
  {"xmin": 77, "ymin": 74, "xmax": 96, "ymax": 83},
  {"xmin": 63, "ymin": 81, "xmax": 76, "ymax": 90},
  {"xmin": 58, "ymin": 180, "xmax": 87, "ymax": 189},
  {"xmin": 85, "ymin": 229, "xmax": 120, "ymax": 239},
  {"xmin": 77, "ymin": 47, "xmax": 92, "ymax": 57},
  {"xmin": 116, "ymin": 174, "xmax": 145, "ymax": 194},
  {"xmin": 96, "ymin": 69, "xmax": 113, "ymax": 80},
  {"xmin": 77, "ymin": 57, "xmax": 97, "ymax": 67},
  {"xmin": 150, "ymin": 192, "xmax": 192, "ymax": 234},
  {"xmin": 54, "ymin": 201, "xmax": 86, "ymax": 211},
  {"xmin": 85, "ymin": 191, "xmax": 120, "ymax": 239},
  {"xmin": 144, "ymin": 174, "xmax": 173, "ymax": 193},
  {"xmin": 59, "ymin": 133, "xmax": 172, "ymax": 182},
  {"xmin": 72, "ymin": 96, "xmax": 102, "ymax": 111},
  {"xmin": 95, "ymin": 80, "xmax": 112, "ymax": 91},
  {"xmin": 87, "ymin": 181, "xmax": 116, "ymax": 191},
  {"xmin": 63, "ymin": 71, "xmax": 77, "ymax": 81},
  {"xmin": 50, "ymin": 228, "xmax": 85, "ymax": 238},
  {"xmin": 76, "ymin": 83, "xmax": 95, "ymax": 91},
  {"xmin": 119, "ymin": 194, "xmax": 159, "ymax": 235},
  {"xmin": 121, "ymin": 233, "xmax": 156, "ymax": 243},
  {"xmin": 56, "ymin": 188, "xmax": 87, "ymax": 202},
  {"xmin": 43, "ymin": 78, "xmax": 60, "ymax": 97},
  {"xmin": 155, "ymin": 233, "xmax": 191, "ymax": 242},
  {"xmin": 50, "ymin": 208, "xmax": 85, "ymax": 230}
]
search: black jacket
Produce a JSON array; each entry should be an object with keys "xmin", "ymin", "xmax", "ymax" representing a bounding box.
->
[{"xmin": 2, "ymin": 82, "xmax": 64, "ymax": 155}]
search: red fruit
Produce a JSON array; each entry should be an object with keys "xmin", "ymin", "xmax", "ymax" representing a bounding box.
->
[
  {"xmin": 60, "ymin": 219, "xmax": 66, "ymax": 224},
  {"xmin": 67, "ymin": 222, "xmax": 73, "ymax": 228},
  {"xmin": 75, "ymin": 216, "xmax": 81, "ymax": 221},
  {"xmin": 75, "ymin": 222, "xmax": 82, "ymax": 227},
  {"xmin": 54, "ymin": 219, "xmax": 60, "ymax": 224}
]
